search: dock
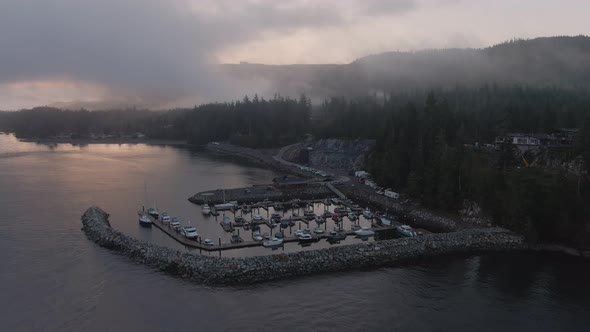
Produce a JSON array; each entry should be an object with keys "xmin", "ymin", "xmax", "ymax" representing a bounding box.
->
[{"xmin": 139, "ymin": 212, "xmax": 397, "ymax": 252}]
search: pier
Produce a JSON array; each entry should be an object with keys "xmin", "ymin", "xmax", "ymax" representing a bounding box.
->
[{"xmin": 139, "ymin": 211, "xmax": 397, "ymax": 252}]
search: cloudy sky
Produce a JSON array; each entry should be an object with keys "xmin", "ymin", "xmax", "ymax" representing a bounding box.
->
[{"xmin": 1, "ymin": 0, "xmax": 588, "ymax": 110}]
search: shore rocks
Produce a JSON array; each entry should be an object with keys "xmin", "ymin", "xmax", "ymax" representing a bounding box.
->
[{"xmin": 82, "ymin": 206, "xmax": 527, "ymax": 286}]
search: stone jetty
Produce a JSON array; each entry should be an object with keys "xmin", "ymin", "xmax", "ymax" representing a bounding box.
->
[{"xmin": 82, "ymin": 207, "xmax": 527, "ymax": 286}]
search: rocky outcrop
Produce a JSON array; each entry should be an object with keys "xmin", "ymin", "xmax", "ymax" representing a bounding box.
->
[
  {"xmin": 82, "ymin": 207, "xmax": 527, "ymax": 286},
  {"xmin": 283, "ymin": 139, "xmax": 375, "ymax": 170}
]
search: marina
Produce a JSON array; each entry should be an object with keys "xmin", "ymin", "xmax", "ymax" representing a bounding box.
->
[{"xmin": 137, "ymin": 197, "xmax": 408, "ymax": 252}]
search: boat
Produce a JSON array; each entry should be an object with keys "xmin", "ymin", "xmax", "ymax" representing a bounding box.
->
[
  {"xmin": 322, "ymin": 211, "xmax": 333, "ymax": 218},
  {"xmin": 294, "ymin": 229, "xmax": 311, "ymax": 238},
  {"xmin": 234, "ymin": 216, "xmax": 245, "ymax": 224},
  {"xmin": 139, "ymin": 213, "xmax": 152, "ymax": 227},
  {"xmin": 180, "ymin": 226, "xmax": 199, "ymax": 239},
  {"xmin": 347, "ymin": 212, "xmax": 357, "ymax": 221},
  {"xmin": 380, "ymin": 217, "xmax": 392, "ymax": 226},
  {"xmin": 297, "ymin": 233, "xmax": 319, "ymax": 243},
  {"xmin": 351, "ymin": 225, "xmax": 361, "ymax": 231},
  {"xmin": 332, "ymin": 214, "xmax": 341, "ymax": 222},
  {"xmin": 202, "ymin": 204, "xmax": 211, "ymax": 215},
  {"xmin": 230, "ymin": 233, "xmax": 243, "ymax": 244},
  {"xmin": 280, "ymin": 220, "xmax": 289, "ymax": 229},
  {"xmin": 252, "ymin": 231, "xmax": 263, "ymax": 241},
  {"xmin": 396, "ymin": 225, "xmax": 418, "ymax": 237},
  {"xmin": 354, "ymin": 227, "xmax": 375, "ymax": 237},
  {"xmin": 252, "ymin": 215, "xmax": 263, "ymax": 222},
  {"xmin": 326, "ymin": 230, "xmax": 347, "ymax": 241},
  {"xmin": 241, "ymin": 205, "xmax": 252, "ymax": 214},
  {"xmin": 274, "ymin": 231, "xmax": 284, "ymax": 239},
  {"xmin": 243, "ymin": 222, "xmax": 251, "ymax": 230},
  {"xmin": 315, "ymin": 215, "xmax": 325, "ymax": 224},
  {"xmin": 262, "ymin": 232, "xmax": 271, "ymax": 240},
  {"xmin": 147, "ymin": 207, "xmax": 159, "ymax": 218},
  {"xmin": 271, "ymin": 213, "xmax": 282, "ymax": 222},
  {"xmin": 170, "ymin": 219, "xmax": 181, "ymax": 230},
  {"xmin": 223, "ymin": 215, "xmax": 231, "ymax": 224},
  {"xmin": 215, "ymin": 202, "xmax": 238, "ymax": 211},
  {"xmin": 313, "ymin": 227, "xmax": 324, "ymax": 234},
  {"xmin": 262, "ymin": 237, "xmax": 284, "ymax": 248},
  {"xmin": 203, "ymin": 238, "xmax": 214, "ymax": 246},
  {"xmin": 363, "ymin": 210, "xmax": 373, "ymax": 219},
  {"xmin": 330, "ymin": 198, "xmax": 340, "ymax": 205},
  {"xmin": 269, "ymin": 221, "xmax": 277, "ymax": 228},
  {"xmin": 160, "ymin": 212, "xmax": 171, "ymax": 224}
]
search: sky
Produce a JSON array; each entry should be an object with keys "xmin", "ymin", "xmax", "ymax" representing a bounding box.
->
[{"xmin": 0, "ymin": 0, "xmax": 589, "ymax": 110}]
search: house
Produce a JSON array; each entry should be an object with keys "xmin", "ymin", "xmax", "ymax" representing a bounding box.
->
[{"xmin": 494, "ymin": 129, "xmax": 579, "ymax": 152}]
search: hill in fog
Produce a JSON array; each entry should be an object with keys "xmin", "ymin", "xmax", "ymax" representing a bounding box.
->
[{"xmin": 222, "ymin": 36, "xmax": 590, "ymax": 99}]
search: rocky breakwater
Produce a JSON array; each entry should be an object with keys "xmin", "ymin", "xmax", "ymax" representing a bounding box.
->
[{"xmin": 82, "ymin": 207, "xmax": 527, "ymax": 286}]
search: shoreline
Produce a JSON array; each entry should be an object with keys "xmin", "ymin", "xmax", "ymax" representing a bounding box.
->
[
  {"xmin": 82, "ymin": 206, "xmax": 528, "ymax": 286},
  {"xmin": 17, "ymin": 137, "xmax": 189, "ymax": 146}
]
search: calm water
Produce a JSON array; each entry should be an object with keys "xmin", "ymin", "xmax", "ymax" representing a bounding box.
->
[{"xmin": 0, "ymin": 133, "xmax": 589, "ymax": 331}]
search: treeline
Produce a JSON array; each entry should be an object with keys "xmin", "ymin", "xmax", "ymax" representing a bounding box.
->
[
  {"xmin": 0, "ymin": 95, "xmax": 311, "ymax": 148},
  {"xmin": 313, "ymin": 87, "xmax": 590, "ymax": 246}
]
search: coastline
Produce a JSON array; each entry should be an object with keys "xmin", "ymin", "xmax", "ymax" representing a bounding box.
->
[
  {"xmin": 82, "ymin": 206, "xmax": 528, "ymax": 286},
  {"xmin": 18, "ymin": 137, "xmax": 189, "ymax": 146}
]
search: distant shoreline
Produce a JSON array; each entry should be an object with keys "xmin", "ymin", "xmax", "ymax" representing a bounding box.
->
[{"xmin": 18, "ymin": 137, "xmax": 190, "ymax": 146}]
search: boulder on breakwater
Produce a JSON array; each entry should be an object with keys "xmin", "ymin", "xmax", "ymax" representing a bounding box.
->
[{"xmin": 82, "ymin": 207, "xmax": 527, "ymax": 286}]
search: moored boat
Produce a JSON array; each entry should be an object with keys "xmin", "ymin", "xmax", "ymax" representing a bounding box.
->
[
  {"xmin": 139, "ymin": 213, "xmax": 152, "ymax": 227},
  {"xmin": 326, "ymin": 230, "xmax": 347, "ymax": 241},
  {"xmin": 160, "ymin": 212, "xmax": 171, "ymax": 224},
  {"xmin": 147, "ymin": 207, "xmax": 159, "ymax": 218},
  {"xmin": 313, "ymin": 227, "xmax": 325, "ymax": 234},
  {"xmin": 262, "ymin": 237, "xmax": 284, "ymax": 248},
  {"xmin": 396, "ymin": 225, "xmax": 418, "ymax": 237},
  {"xmin": 354, "ymin": 227, "xmax": 375, "ymax": 237},
  {"xmin": 202, "ymin": 204, "xmax": 211, "ymax": 215}
]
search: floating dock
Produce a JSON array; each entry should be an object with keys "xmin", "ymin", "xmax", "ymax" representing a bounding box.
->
[{"xmin": 139, "ymin": 212, "xmax": 397, "ymax": 252}]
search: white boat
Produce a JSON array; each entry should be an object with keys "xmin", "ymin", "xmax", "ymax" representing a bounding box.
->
[
  {"xmin": 253, "ymin": 215, "xmax": 263, "ymax": 221},
  {"xmin": 160, "ymin": 212, "xmax": 171, "ymax": 224},
  {"xmin": 262, "ymin": 237, "xmax": 284, "ymax": 247},
  {"xmin": 139, "ymin": 214, "xmax": 152, "ymax": 227},
  {"xmin": 354, "ymin": 227, "xmax": 375, "ymax": 236},
  {"xmin": 252, "ymin": 231, "xmax": 263, "ymax": 241},
  {"xmin": 180, "ymin": 226, "xmax": 199, "ymax": 239},
  {"xmin": 203, "ymin": 238, "xmax": 214, "ymax": 246},
  {"xmin": 223, "ymin": 215, "xmax": 231, "ymax": 224},
  {"xmin": 347, "ymin": 212, "xmax": 357, "ymax": 221},
  {"xmin": 202, "ymin": 204, "xmax": 211, "ymax": 215},
  {"xmin": 363, "ymin": 210, "xmax": 373, "ymax": 219},
  {"xmin": 170, "ymin": 220, "xmax": 181, "ymax": 230},
  {"xmin": 313, "ymin": 227, "xmax": 325, "ymax": 234},
  {"xmin": 215, "ymin": 201, "xmax": 238, "ymax": 211},
  {"xmin": 147, "ymin": 207, "xmax": 159, "ymax": 218},
  {"xmin": 380, "ymin": 217, "xmax": 392, "ymax": 226},
  {"xmin": 396, "ymin": 225, "xmax": 418, "ymax": 237},
  {"xmin": 294, "ymin": 229, "xmax": 311, "ymax": 238}
]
